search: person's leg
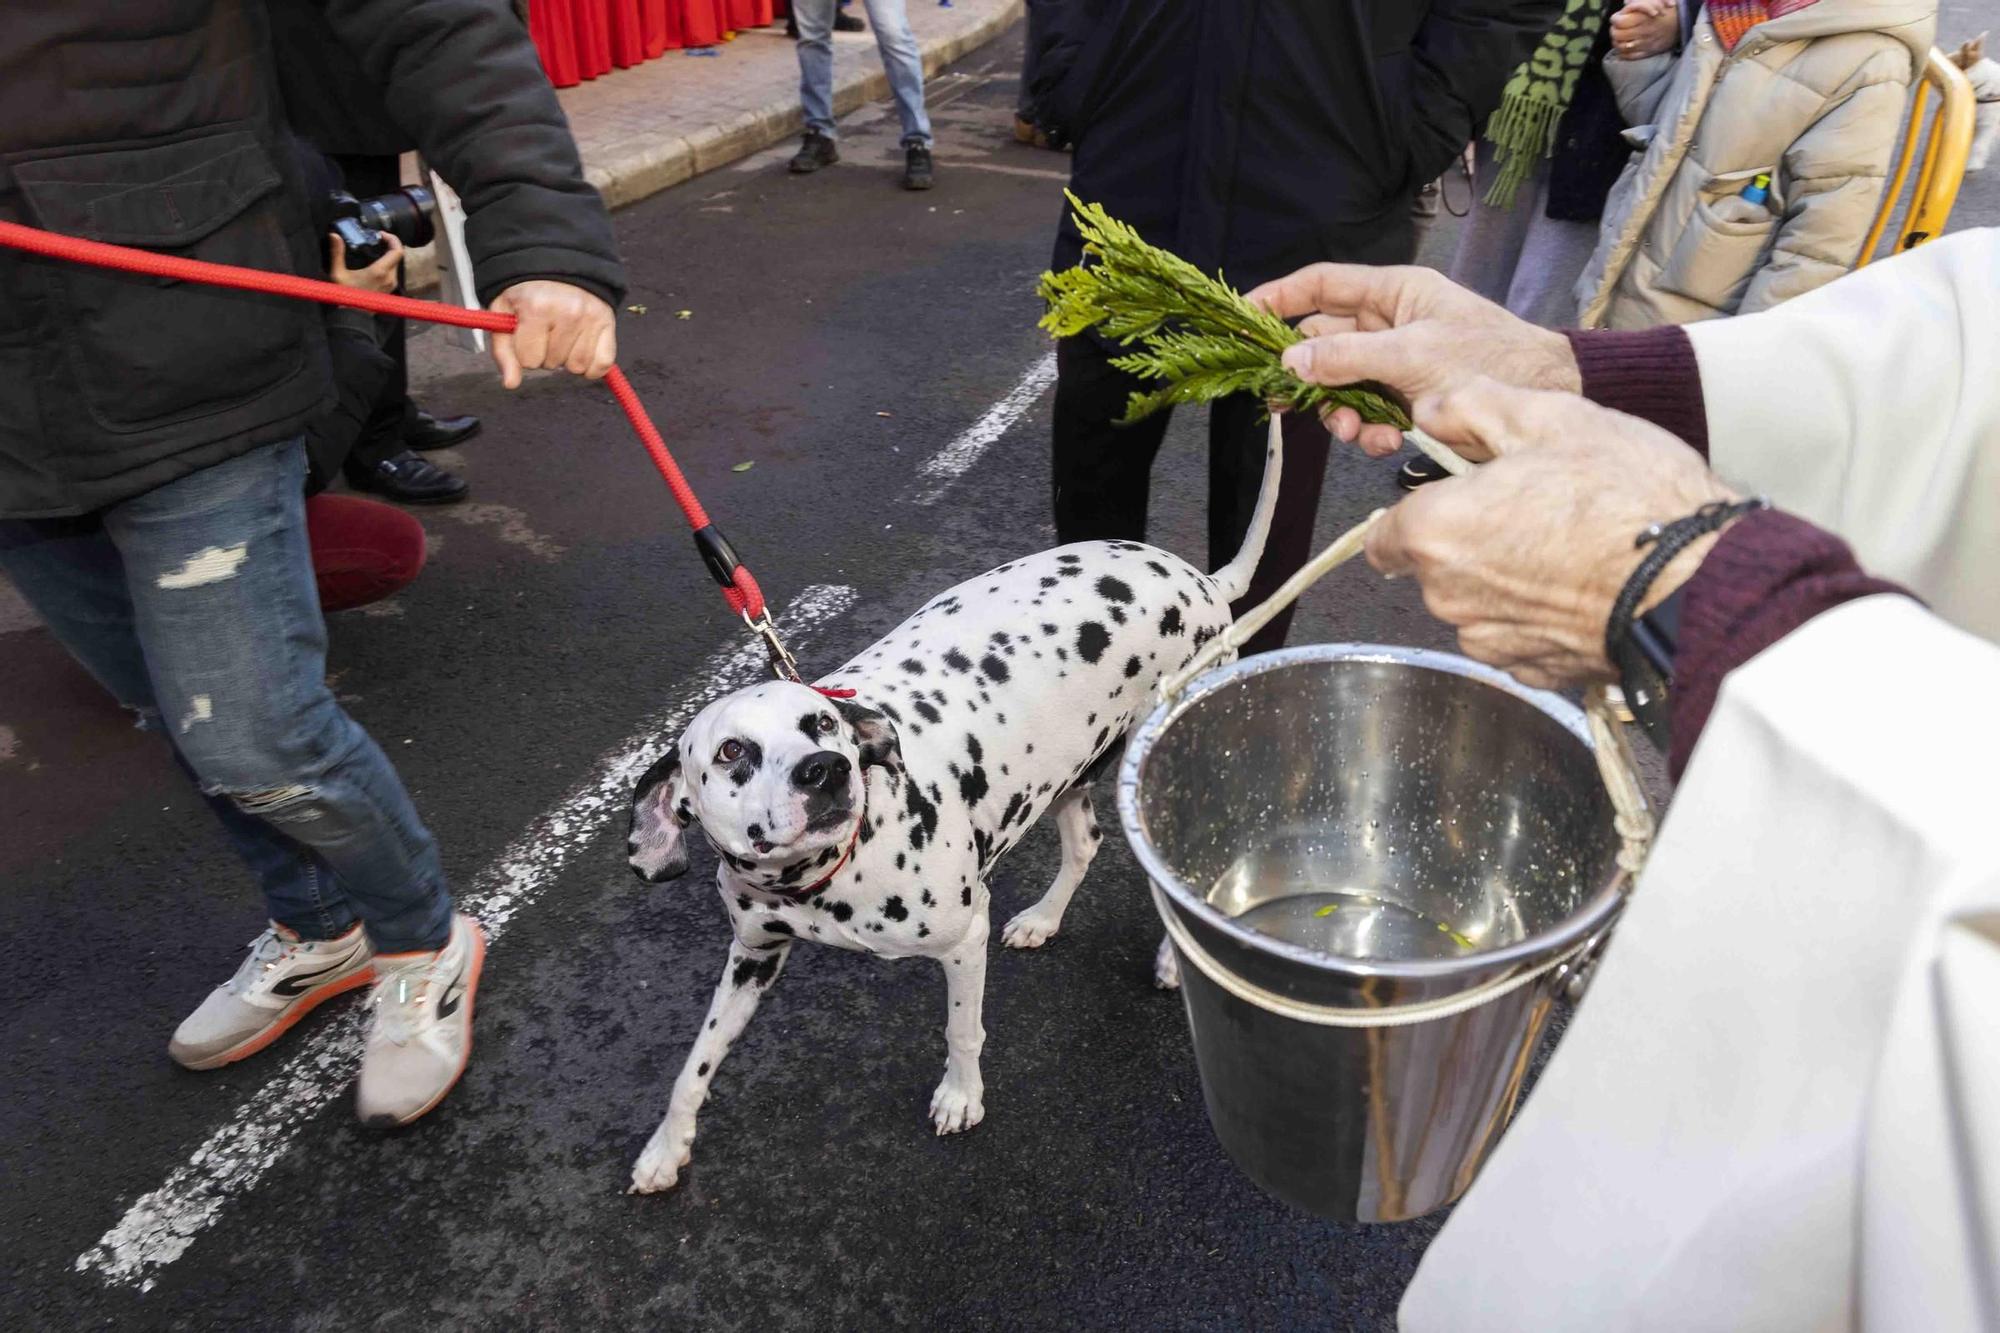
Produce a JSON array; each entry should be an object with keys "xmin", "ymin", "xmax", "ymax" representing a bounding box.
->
[
  {"xmin": 1507, "ymin": 170, "xmax": 1602, "ymax": 327},
  {"xmin": 858, "ymin": 0, "xmax": 931, "ymax": 145},
  {"xmin": 794, "ymin": 0, "xmax": 838, "ymax": 138},
  {"xmin": 1018, "ymin": 0, "xmax": 1044, "ymax": 123},
  {"xmin": 102, "ymin": 440, "xmax": 452, "ymax": 955},
  {"xmin": 305, "ymin": 493, "xmax": 428, "ymax": 613},
  {"xmin": 1051, "ymin": 337, "xmax": 1172, "ymax": 544},
  {"xmin": 1446, "ymin": 140, "xmax": 1538, "ymax": 308},
  {"xmin": 0, "ymin": 515, "xmax": 357, "ymax": 942},
  {"xmin": 1206, "ymin": 395, "xmax": 1332, "ymax": 656}
]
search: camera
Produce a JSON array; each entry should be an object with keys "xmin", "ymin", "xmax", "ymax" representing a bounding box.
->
[{"xmin": 327, "ymin": 186, "xmax": 437, "ymax": 268}]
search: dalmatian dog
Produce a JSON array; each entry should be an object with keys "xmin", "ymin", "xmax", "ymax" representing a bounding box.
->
[{"xmin": 622, "ymin": 419, "xmax": 1284, "ymax": 1194}]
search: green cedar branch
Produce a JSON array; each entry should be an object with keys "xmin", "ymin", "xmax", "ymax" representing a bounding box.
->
[{"xmin": 1037, "ymin": 193, "xmax": 1410, "ymax": 430}]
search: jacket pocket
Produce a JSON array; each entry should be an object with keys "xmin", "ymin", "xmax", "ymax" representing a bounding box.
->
[
  {"xmin": 11, "ymin": 126, "xmax": 310, "ymax": 435},
  {"xmin": 1655, "ymin": 167, "xmax": 1782, "ymax": 313}
]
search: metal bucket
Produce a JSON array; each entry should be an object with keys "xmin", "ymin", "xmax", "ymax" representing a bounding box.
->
[{"xmin": 1118, "ymin": 644, "xmax": 1629, "ymax": 1222}]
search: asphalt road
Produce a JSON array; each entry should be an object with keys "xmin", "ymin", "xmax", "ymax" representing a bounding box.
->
[{"xmin": 3, "ymin": 12, "xmax": 1995, "ymax": 1331}]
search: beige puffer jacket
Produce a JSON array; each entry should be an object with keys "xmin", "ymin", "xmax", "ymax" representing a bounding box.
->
[{"xmin": 1575, "ymin": 0, "xmax": 1934, "ymax": 329}]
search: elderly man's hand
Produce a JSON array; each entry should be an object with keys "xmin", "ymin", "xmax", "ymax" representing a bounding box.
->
[
  {"xmin": 1245, "ymin": 264, "xmax": 1581, "ymax": 456},
  {"xmin": 489, "ymin": 280, "xmax": 619, "ymax": 389},
  {"xmin": 1368, "ymin": 380, "xmax": 1737, "ymax": 689}
]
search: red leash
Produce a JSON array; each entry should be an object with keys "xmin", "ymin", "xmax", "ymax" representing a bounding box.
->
[{"xmin": 0, "ymin": 218, "xmax": 811, "ymax": 674}]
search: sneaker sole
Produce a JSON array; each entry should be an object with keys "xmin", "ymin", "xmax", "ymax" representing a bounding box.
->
[
  {"xmin": 361, "ymin": 920, "xmax": 487, "ymax": 1129},
  {"xmin": 171, "ymin": 965, "xmax": 377, "ymax": 1072}
]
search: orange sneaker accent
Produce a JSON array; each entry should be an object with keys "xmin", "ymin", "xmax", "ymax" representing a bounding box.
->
[{"xmin": 181, "ymin": 965, "xmax": 377, "ymax": 1071}]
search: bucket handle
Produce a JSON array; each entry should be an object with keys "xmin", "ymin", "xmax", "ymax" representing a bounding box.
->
[
  {"xmin": 1151, "ymin": 883, "xmax": 1593, "ymax": 1028},
  {"xmin": 1157, "ymin": 418, "xmax": 1656, "ymax": 894}
]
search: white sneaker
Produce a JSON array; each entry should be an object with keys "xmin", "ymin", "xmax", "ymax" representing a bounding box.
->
[
  {"xmin": 355, "ymin": 913, "xmax": 485, "ymax": 1128},
  {"xmin": 169, "ymin": 922, "xmax": 375, "ymax": 1071}
]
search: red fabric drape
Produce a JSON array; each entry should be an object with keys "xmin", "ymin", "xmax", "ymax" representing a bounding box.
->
[
  {"xmin": 607, "ymin": 0, "xmax": 648, "ymax": 66},
  {"xmin": 572, "ymin": 0, "xmax": 615, "ymax": 78},
  {"xmin": 727, "ymin": 0, "xmax": 774, "ymax": 28},
  {"xmin": 529, "ymin": 0, "xmax": 583, "ymax": 86},
  {"xmin": 641, "ymin": 0, "xmax": 681, "ymax": 57},
  {"xmin": 678, "ymin": 0, "xmax": 725, "ymax": 46}
]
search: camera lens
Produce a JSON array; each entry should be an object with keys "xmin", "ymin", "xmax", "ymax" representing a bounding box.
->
[{"xmin": 355, "ymin": 187, "xmax": 437, "ymax": 250}]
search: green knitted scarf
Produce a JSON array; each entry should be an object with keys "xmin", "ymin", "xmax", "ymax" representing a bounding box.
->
[{"xmin": 1482, "ymin": 0, "xmax": 1608, "ymax": 210}]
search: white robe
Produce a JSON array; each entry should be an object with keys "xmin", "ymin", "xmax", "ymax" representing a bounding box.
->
[{"xmin": 1400, "ymin": 596, "xmax": 2000, "ymax": 1330}]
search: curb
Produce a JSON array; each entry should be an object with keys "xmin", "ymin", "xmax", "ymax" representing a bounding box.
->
[{"xmin": 409, "ymin": 2, "xmax": 1023, "ymax": 293}]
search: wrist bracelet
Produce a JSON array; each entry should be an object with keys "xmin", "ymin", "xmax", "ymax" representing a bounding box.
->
[{"xmin": 1604, "ymin": 497, "xmax": 1769, "ymax": 665}]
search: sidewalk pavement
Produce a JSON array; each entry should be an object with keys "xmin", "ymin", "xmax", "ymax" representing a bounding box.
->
[{"xmin": 408, "ymin": 0, "xmax": 1023, "ymax": 291}]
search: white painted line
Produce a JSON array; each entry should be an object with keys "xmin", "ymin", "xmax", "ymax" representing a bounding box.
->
[
  {"xmin": 909, "ymin": 351, "xmax": 1058, "ymax": 506},
  {"xmin": 74, "ymin": 585, "xmax": 858, "ymax": 1292}
]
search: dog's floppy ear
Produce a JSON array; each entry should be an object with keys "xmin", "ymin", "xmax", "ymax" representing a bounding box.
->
[
  {"xmin": 832, "ymin": 697, "xmax": 905, "ymax": 780},
  {"xmin": 628, "ymin": 748, "xmax": 694, "ymax": 882}
]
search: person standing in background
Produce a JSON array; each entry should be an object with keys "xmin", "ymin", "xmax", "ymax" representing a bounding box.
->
[
  {"xmin": 268, "ymin": 0, "xmax": 485, "ymax": 506},
  {"xmin": 788, "ymin": 0, "xmax": 936, "ymax": 189},
  {"xmin": 1034, "ymin": 0, "xmax": 1560, "ymax": 653}
]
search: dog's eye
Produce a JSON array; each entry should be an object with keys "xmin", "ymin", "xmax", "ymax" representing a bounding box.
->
[
  {"xmin": 816, "ymin": 714, "xmax": 837, "ymax": 735},
  {"xmin": 716, "ymin": 740, "xmax": 744, "ymax": 764}
]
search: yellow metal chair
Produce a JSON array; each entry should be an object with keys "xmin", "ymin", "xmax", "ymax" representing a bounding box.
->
[{"xmin": 1859, "ymin": 47, "xmax": 1977, "ymax": 265}]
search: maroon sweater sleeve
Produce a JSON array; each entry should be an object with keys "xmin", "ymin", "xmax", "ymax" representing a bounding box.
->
[
  {"xmin": 1564, "ymin": 327, "xmax": 1710, "ymax": 459},
  {"xmin": 1668, "ymin": 510, "xmax": 1911, "ymax": 779}
]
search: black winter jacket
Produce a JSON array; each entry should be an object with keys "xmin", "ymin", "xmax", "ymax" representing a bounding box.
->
[
  {"xmin": 0, "ymin": 0, "xmax": 625, "ymax": 518},
  {"xmin": 1039, "ymin": 0, "xmax": 1560, "ymax": 286}
]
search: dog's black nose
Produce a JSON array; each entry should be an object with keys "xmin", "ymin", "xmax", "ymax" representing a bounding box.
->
[{"xmin": 792, "ymin": 750, "xmax": 852, "ymax": 792}]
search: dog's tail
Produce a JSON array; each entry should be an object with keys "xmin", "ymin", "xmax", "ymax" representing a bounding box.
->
[{"xmin": 1207, "ymin": 412, "xmax": 1284, "ymax": 605}]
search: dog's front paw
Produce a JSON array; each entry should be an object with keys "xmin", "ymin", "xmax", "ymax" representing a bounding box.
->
[
  {"xmin": 929, "ymin": 1076, "xmax": 986, "ymax": 1136},
  {"xmin": 1153, "ymin": 934, "xmax": 1182, "ymax": 990},
  {"xmin": 1001, "ymin": 906, "xmax": 1062, "ymax": 950},
  {"xmin": 628, "ymin": 1127, "xmax": 693, "ymax": 1194}
]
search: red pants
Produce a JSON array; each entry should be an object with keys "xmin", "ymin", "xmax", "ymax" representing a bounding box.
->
[{"xmin": 305, "ymin": 493, "xmax": 426, "ymax": 612}]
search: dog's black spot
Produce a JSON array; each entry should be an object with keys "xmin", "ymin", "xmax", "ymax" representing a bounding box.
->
[
  {"xmin": 857, "ymin": 818, "xmax": 874, "ymax": 844},
  {"xmin": 731, "ymin": 957, "xmax": 760, "ymax": 987},
  {"xmin": 877, "ymin": 700, "xmax": 903, "ymax": 724},
  {"xmin": 1095, "ymin": 726, "xmax": 1111, "ymax": 751},
  {"xmin": 896, "ymin": 852, "xmax": 907, "ymax": 870},
  {"xmin": 764, "ymin": 920, "xmax": 795, "ymax": 937},
  {"xmin": 1160, "ymin": 605, "xmax": 1184, "ymax": 636},
  {"xmin": 966, "ymin": 734, "xmax": 983, "ymax": 764},
  {"xmin": 1058, "ymin": 564, "xmax": 1082, "ymax": 578},
  {"xmin": 1192, "ymin": 625, "xmax": 1218, "ymax": 649},
  {"xmin": 971, "ymin": 828, "xmax": 993, "ymax": 868},
  {"xmin": 918, "ymin": 924, "xmax": 930, "ymax": 938},
  {"xmin": 1097, "ymin": 575, "xmax": 1134, "ymax": 603},
  {"xmin": 1076, "ymin": 622, "xmax": 1110, "ymax": 664},
  {"xmin": 698, "ymin": 1062, "xmax": 710, "ymax": 1076},
  {"xmin": 1040, "ymin": 576, "xmax": 1058, "ymax": 589},
  {"xmin": 1124, "ymin": 655, "xmax": 1143, "ymax": 678},
  {"xmin": 905, "ymin": 781, "xmax": 940, "ymax": 850},
  {"xmin": 830, "ymin": 901, "xmax": 854, "ymax": 922},
  {"xmin": 882, "ymin": 895, "xmax": 908, "ymax": 922},
  {"xmin": 1041, "ymin": 623, "xmax": 1058, "ymax": 636},
  {"xmin": 959, "ymin": 765, "xmax": 989, "ymax": 806},
  {"xmin": 818, "ymin": 846, "xmax": 839, "ymax": 866},
  {"xmin": 1000, "ymin": 792, "xmax": 1027, "ymax": 829},
  {"xmin": 921, "ymin": 888, "xmax": 935, "ymax": 906},
  {"xmin": 1058, "ymin": 553, "xmax": 1080, "ymax": 564},
  {"xmin": 708, "ymin": 1019, "xmax": 717, "ymax": 1030},
  {"xmin": 752, "ymin": 953, "xmax": 781, "ymax": 986},
  {"xmin": 725, "ymin": 739, "xmax": 763, "ymax": 787},
  {"xmin": 944, "ymin": 649, "xmax": 973, "ymax": 673},
  {"xmin": 912, "ymin": 699, "xmax": 942, "ymax": 725},
  {"xmin": 901, "ymin": 659, "xmax": 925, "ymax": 675},
  {"xmin": 1109, "ymin": 605, "xmax": 1127, "ymax": 625},
  {"xmin": 962, "ymin": 884, "xmax": 974, "ymax": 905},
  {"xmin": 736, "ymin": 895, "xmax": 752, "ymax": 911},
  {"xmin": 1146, "ymin": 560, "xmax": 1171, "ymax": 578},
  {"xmin": 980, "ymin": 653, "xmax": 1010, "ymax": 683}
]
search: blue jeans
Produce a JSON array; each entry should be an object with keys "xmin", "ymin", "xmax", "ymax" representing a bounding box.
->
[
  {"xmin": 0, "ymin": 441, "xmax": 452, "ymax": 952},
  {"xmin": 795, "ymin": 0, "xmax": 931, "ymax": 146}
]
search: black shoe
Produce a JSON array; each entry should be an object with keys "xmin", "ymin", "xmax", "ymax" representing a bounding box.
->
[
  {"xmin": 347, "ymin": 450, "xmax": 469, "ymax": 505},
  {"xmin": 902, "ymin": 142, "xmax": 934, "ymax": 191},
  {"xmin": 786, "ymin": 16, "xmax": 797, "ymax": 36},
  {"xmin": 833, "ymin": 10, "xmax": 865, "ymax": 31},
  {"xmin": 789, "ymin": 131, "xmax": 839, "ymax": 174},
  {"xmin": 1395, "ymin": 452, "xmax": 1452, "ymax": 491},
  {"xmin": 404, "ymin": 408, "xmax": 481, "ymax": 452}
]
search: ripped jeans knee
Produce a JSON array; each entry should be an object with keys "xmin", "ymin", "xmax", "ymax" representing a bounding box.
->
[{"xmin": 212, "ymin": 780, "xmax": 325, "ymax": 826}]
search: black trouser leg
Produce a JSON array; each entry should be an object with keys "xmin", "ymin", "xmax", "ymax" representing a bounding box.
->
[
  {"xmin": 1206, "ymin": 393, "xmax": 1332, "ymax": 656},
  {"xmin": 331, "ymin": 153, "xmax": 415, "ymax": 474},
  {"xmin": 1051, "ymin": 336, "xmax": 1172, "ymax": 544}
]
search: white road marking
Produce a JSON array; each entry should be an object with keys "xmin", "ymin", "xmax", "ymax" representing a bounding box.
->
[
  {"xmin": 73, "ymin": 585, "xmax": 858, "ymax": 1292},
  {"xmin": 909, "ymin": 351, "xmax": 1058, "ymax": 505}
]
